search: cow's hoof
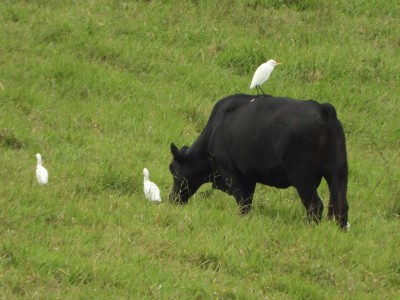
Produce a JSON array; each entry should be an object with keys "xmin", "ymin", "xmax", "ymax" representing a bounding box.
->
[{"xmin": 345, "ymin": 222, "xmax": 351, "ymax": 231}]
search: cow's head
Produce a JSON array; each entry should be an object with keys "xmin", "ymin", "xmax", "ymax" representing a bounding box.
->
[{"xmin": 169, "ymin": 143, "xmax": 211, "ymax": 204}]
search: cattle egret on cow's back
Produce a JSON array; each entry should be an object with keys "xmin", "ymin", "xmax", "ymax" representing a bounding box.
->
[
  {"xmin": 250, "ymin": 59, "xmax": 281, "ymax": 95},
  {"xmin": 143, "ymin": 168, "xmax": 161, "ymax": 203},
  {"xmin": 36, "ymin": 153, "xmax": 48, "ymax": 185}
]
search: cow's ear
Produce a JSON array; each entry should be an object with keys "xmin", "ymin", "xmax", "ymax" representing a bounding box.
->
[{"xmin": 171, "ymin": 143, "xmax": 181, "ymax": 159}]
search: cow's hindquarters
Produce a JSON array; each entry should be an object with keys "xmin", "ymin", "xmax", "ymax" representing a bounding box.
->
[{"xmin": 322, "ymin": 104, "xmax": 349, "ymax": 229}]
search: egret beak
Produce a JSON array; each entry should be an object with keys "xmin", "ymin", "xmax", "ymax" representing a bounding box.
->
[{"xmin": 276, "ymin": 62, "xmax": 282, "ymax": 65}]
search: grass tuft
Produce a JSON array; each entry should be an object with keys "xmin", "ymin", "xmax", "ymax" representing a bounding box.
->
[{"xmin": 0, "ymin": 128, "xmax": 24, "ymax": 149}]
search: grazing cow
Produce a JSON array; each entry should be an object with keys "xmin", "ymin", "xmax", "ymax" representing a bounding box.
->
[{"xmin": 169, "ymin": 94, "xmax": 349, "ymax": 228}]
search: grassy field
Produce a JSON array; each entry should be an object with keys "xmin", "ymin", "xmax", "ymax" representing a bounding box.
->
[{"xmin": 1, "ymin": 0, "xmax": 399, "ymax": 298}]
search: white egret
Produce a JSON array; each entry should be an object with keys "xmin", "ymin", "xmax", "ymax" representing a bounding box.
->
[
  {"xmin": 250, "ymin": 59, "xmax": 281, "ymax": 95},
  {"xmin": 36, "ymin": 153, "xmax": 48, "ymax": 185},
  {"xmin": 143, "ymin": 168, "xmax": 161, "ymax": 203}
]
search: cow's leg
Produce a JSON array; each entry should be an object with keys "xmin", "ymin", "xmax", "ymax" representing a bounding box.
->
[
  {"xmin": 294, "ymin": 182, "xmax": 324, "ymax": 224},
  {"xmin": 310, "ymin": 193, "xmax": 324, "ymax": 223},
  {"xmin": 230, "ymin": 180, "xmax": 256, "ymax": 215},
  {"xmin": 220, "ymin": 170, "xmax": 256, "ymax": 215},
  {"xmin": 234, "ymin": 186, "xmax": 255, "ymax": 215},
  {"xmin": 325, "ymin": 168, "xmax": 349, "ymax": 229},
  {"xmin": 327, "ymin": 198, "xmax": 334, "ymax": 220}
]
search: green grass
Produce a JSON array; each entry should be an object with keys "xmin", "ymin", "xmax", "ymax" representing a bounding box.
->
[{"xmin": 1, "ymin": 0, "xmax": 399, "ymax": 298}]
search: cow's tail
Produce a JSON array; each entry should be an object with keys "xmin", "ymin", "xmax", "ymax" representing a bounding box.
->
[{"xmin": 322, "ymin": 103, "xmax": 348, "ymax": 229}]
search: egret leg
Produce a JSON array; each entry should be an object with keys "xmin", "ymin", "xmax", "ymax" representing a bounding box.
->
[
  {"xmin": 258, "ymin": 86, "xmax": 266, "ymax": 95},
  {"xmin": 255, "ymin": 86, "xmax": 260, "ymax": 95}
]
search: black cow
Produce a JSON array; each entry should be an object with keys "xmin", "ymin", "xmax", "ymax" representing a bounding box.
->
[{"xmin": 169, "ymin": 94, "xmax": 349, "ymax": 228}]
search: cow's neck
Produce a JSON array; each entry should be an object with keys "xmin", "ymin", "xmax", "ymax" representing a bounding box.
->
[
  {"xmin": 186, "ymin": 130, "xmax": 213, "ymax": 184},
  {"xmin": 186, "ymin": 126, "xmax": 210, "ymax": 159}
]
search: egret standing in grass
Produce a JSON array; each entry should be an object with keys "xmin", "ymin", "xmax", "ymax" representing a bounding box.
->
[
  {"xmin": 250, "ymin": 59, "xmax": 281, "ymax": 95},
  {"xmin": 36, "ymin": 153, "xmax": 48, "ymax": 185},
  {"xmin": 143, "ymin": 168, "xmax": 161, "ymax": 203}
]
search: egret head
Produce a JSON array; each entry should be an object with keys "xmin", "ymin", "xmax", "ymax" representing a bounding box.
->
[
  {"xmin": 36, "ymin": 153, "xmax": 42, "ymax": 164},
  {"xmin": 267, "ymin": 59, "xmax": 281, "ymax": 67},
  {"xmin": 143, "ymin": 168, "xmax": 149, "ymax": 178}
]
